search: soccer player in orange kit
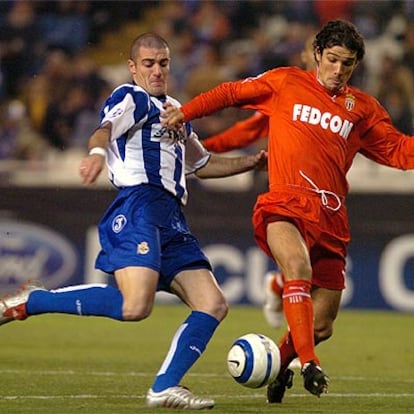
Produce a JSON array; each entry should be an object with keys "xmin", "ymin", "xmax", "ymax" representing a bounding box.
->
[
  {"xmin": 202, "ymin": 34, "xmax": 318, "ymax": 331},
  {"xmin": 162, "ymin": 19, "xmax": 414, "ymax": 403}
]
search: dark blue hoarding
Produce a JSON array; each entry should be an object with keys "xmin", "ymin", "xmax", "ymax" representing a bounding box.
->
[{"xmin": 0, "ymin": 184, "xmax": 413, "ymax": 312}]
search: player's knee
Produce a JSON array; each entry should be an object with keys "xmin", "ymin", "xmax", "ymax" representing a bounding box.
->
[
  {"xmin": 122, "ymin": 303, "xmax": 152, "ymax": 321},
  {"xmin": 215, "ymin": 299, "xmax": 229, "ymax": 321},
  {"xmin": 203, "ymin": 298, "xmax": 229, "ymax": 322},
  {"xmin": 283, "ymin": 256, "xmax": 312, "ymax": 281},
  {"xmin": 314, "ymin": 323, "xmax": 333, "ymax": 344}
]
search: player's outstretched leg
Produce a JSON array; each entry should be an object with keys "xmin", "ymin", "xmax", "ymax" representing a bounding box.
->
[
  {"xmin": 302, "ymin": 361, "xmax": 329, "ymax": 397},
  {"xmin": 0, "ymin": 281, "xmax": 45, "ymax": 325},
  {"xmin": 0, "ymin": 280, "xmax": 124, "ymax": 322},
  {"xmin": 146, "ymin": 386, "xmax": 214, "ymax": 410},
  {"xmin": 262, "ymin": 271, "xmax": 284, "ymax": 328}
]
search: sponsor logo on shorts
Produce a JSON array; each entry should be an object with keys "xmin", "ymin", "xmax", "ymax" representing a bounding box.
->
[
  {"xmin": 137, "ymin": 241, "xmax": 150, "ymax": 255},
  {"xmin": 112, "ymin": 215, "xmax": 127, "ymax": 233}
]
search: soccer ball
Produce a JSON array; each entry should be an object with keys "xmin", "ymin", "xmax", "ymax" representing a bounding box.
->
[{"xmin": 226, "ymin": 333, "xmax": 281, "ymax": 388}]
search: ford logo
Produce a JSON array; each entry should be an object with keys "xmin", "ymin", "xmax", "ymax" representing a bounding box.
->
[{"xmin": 0, "ymin": 220, "xmax": 77, "ymax": 292}]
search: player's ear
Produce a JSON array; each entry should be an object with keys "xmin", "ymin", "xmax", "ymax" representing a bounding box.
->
[
  {"xmin": 128, "ymin": 59, "xmax": 137, "ymax": 74},
  {"xmin": 314, "ymin": 49, "xmax": 321, "ymax": 65}
]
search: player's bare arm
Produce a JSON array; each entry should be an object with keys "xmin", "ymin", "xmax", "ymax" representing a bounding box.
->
[
  {"xmin": 195, "ymin": 150, "xmax": 267, "ymax": 178},
  {"xmin": 79, "ymin": 122, "xmax": 111, "ymax": 185}
]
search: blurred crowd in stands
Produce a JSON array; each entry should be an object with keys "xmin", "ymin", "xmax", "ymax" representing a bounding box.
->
[{"xmin": 1, "ymin": 0, "xmax": 414, "ymax": 164}]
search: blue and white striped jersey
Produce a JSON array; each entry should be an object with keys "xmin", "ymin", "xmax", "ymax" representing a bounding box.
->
[{"xmin": 100, "ymin": 83, "xmax": 210, "ymax": 205}]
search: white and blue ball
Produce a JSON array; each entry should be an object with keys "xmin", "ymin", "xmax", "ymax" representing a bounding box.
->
[{"xmin": 226, "ymin": 333, "xmax": 281, "ymax": 388}]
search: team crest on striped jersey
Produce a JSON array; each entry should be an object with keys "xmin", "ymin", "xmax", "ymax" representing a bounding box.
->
[{"xmin": 345, "ymin": 94, "xmax": 355, "ymax": 111}]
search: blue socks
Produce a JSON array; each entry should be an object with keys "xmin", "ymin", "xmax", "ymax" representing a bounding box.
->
[
  {"xmin": 26, "ymin": 284, "xmax": 123, "ymax": 320},
  {"xmin": 26, "ymin": 289, "xmax": 220, "ymax": 390},
  {"xmin": 151, "ymin": 311, "xmax": 220, "ymax": 392}
]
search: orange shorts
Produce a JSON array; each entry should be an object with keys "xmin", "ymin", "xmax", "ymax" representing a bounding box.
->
[{"xmin": 252, "ymin": 188, "xmax": 350, "ymax": 290}]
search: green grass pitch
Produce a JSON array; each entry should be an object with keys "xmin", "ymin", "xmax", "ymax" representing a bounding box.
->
[{"xmin": 2, "ymin": 305, "xmax": 414, "ymax": 413}]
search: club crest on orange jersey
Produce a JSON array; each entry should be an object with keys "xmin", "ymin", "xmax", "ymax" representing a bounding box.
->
[{"xmin": 345, "ymin": 94, "xmax": 355, "ymax": 111}]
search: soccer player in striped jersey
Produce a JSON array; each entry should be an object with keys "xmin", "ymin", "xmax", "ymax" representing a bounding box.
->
[{"xmin": 0, "ymin": 32, "xmax": 266, "ymax": 410}]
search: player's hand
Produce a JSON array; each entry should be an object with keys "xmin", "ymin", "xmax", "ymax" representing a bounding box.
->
[
  {"xmin": 251, "ymin": 149, "xmax": 268, "ymax": 171},
  {"xmin": 79, "ymin": 154, "xmax": 105, "ymax": 185},
  {"xmin": 161, "ymin": 102, "xmax": 185, "ymax": 130}
]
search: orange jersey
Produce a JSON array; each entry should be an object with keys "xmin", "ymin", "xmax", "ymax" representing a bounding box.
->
[
  {"xmin": 203, "ymin": 111, "xmax": 268, "ymax": 153},
  {"xmin": 182, "ymin": 67, "xmax": 414, "ymax": 273},
  {"xmin": 183, "ymin": 67, "xmax": 414, "ymax": 197}
]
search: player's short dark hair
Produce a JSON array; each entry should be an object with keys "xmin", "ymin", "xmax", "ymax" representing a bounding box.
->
[
  {"xmin": 314, "ymin": 19, "xmax": 365, "ymax": 62},
  {"xmin": 130, "ymin": 32, "xmax": 169, "ymax": 60}
]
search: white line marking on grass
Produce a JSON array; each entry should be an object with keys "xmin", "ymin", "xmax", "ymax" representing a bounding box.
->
[
  {"xmin": 2, "ymin": 395, "xmax": 142, "ymax": 400},
  {"xmin": 336, "ymin": 376, "xmax": 414, "ymax": 382},
  {"xmin": 0, "ymin": 369, "xmax": 149, "ymax": 377},
  {"xmin": 325, "ymin": 393, "xmax": 414, "ymax": 398},
  {"xmin": 236, "ymin": 393, "xmax": 414, "ymax": 399},
  {"xmin": 2, "ymin": 369, "xmax": 414, "ymax": 383},
  {"xmin": 2, "ymin": 393, "xmax": 414, "ymax": 401},
  {"xmin": 0, "ymin": 369, "xmax": 219, "ymax": 377}
]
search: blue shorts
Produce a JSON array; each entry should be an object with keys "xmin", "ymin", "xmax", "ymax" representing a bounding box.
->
[{"xmin": 95, "ymin": 185, "xmax": 211, "ymax": 292}]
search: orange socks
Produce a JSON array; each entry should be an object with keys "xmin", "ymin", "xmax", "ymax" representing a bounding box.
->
[
  {"xmin": 282, "ymin": 279, "xmax": 319, "ymax": 366},
  {"xmin": 278, "ymin": 331, "xmax": 297, "ymax": 372}
]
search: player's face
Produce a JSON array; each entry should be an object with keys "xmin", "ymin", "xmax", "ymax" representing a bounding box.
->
[
  {"xmin": 315, "ymin": 45, "xmax": 358, "ymax": 92},
  {"xmin": 128, "ymin": 46, "xmax": 170, "ymax": 96}
]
